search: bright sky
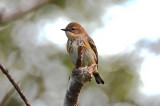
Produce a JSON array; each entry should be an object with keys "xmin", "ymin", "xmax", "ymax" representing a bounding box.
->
[{"xmin": 43, "ymin": 0, "xmax": 160, "ymax": 96}]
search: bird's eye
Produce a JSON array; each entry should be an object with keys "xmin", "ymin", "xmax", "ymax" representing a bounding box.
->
[{"xmin": 71, "ymin": 28, "xmax": 75, "ymax": 32}]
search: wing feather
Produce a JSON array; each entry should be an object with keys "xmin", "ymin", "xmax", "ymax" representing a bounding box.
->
[
  {"xmin": 66, "ymin": 40, "xmax": 70, "ymax": 53},
  {"xmin": 86, "ymin": 35, "xmax": 98, "ymax": 65}
]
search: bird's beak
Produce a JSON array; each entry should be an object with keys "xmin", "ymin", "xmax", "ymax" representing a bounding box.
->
[{"xmin": 61, "ymin": 29, "xmax": 67, "ymax": 31}]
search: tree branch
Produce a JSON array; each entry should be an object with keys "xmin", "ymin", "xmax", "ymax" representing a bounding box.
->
[
  {"xmin": 64, "ymin": 64, "xmax": 97, "ymax": 106},
  {"xmin": 0, "ymin": 0, "xmax": 50, "ymax": 24},
  {"xmin": 0, "ymin": 64, "xmax": 31, "ymax": 106}
]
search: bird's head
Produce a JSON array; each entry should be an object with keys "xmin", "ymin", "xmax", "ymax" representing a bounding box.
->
[{"xmin": 61, "ymin": 22, "xmax": 87, "ymax": 39}]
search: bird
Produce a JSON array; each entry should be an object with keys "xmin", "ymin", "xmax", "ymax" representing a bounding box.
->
[{"xmin": 61, "ymin": 22, "xmax": 104, "ymax": 84}]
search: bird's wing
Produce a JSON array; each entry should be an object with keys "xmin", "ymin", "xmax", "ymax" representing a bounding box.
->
[
  {"xmin": 86, "ymin": 35, "xmax": 98, "ymax": 65},
  {"xmin": 66, "ymin": 40, "xmax": 70, "ymax": 53}
]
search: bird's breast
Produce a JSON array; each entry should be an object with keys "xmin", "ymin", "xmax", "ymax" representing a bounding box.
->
[
  {"xmin": 68, "ymin": 39, "xmax": 82, "ymax": 65},
  {"xmin": 68, "ymin": 39, "xmax": 96, "ymax": 66}
]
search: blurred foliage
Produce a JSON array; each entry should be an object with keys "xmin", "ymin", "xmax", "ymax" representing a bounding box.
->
[
  {"xmin": 22, "ymin": 73, "xmax": 46, "ymax": 99},
  {"xmin": 4, "ymin": 97, "xmax": 23, "ymax": 106},
  {"xmin": 136, "ymin": 38, "xmax": 160, "ymax": 55},
  {"xmin": 50, "ymin": 0, "xmax": 66, "ymax": 8},
  {"xmin": 0, "ymin": 86, "xmax": 15, "ymax": 106},
  {"xmin": 0, "ymin": 25, "xmax": 14, "ymax": 57},
  {"xmin": 55, "ymin": 52, "xmax": 74, "ymax": 71},
  {"xmin": 106, "ymin": 68, "xmax": 133, "ymax": 101},
  {"xmin": 0, "ymin": 25, "xmax": 25, "ymax": 70},
  {"xmin": 98, "ymin": 53, "xmax": 142, "ymax": 105}
]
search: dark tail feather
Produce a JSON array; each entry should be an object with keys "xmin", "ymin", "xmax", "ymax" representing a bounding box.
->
[{"xmin": 93, "ymin": 72, "xmax": 104, "ymax": 84}]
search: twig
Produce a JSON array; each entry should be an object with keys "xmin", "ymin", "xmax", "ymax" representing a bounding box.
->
[
  {"xmin": 76, "ymin": 45, "xmax": 83, "ymax": 68},
  {"xmin": 0, "ymin": 64, "xmax": 31, "ymax": 106},
  {"xmin": 64, "ymin": 64, "xmax": 97, "ymax": 106}
]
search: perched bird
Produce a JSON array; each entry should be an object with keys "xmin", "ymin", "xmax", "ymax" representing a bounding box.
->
[{"xmin": 61, "ymin": 22, "xmax": 104, "ymax": 84}]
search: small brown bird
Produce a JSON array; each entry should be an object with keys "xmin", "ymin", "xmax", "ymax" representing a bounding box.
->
[{"xmin": 61, "ymin": 22, "xmax": 104, "ymax": 84}]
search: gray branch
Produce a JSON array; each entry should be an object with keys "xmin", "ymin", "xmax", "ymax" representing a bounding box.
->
[{"xmin": 64, "ymin": 64, "xmax": 97, "ymax": 106}]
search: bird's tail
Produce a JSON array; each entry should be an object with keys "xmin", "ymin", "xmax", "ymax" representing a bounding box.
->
[{"xmin": 93, "ymin": 72, "xmax": 104, "ymax": 84}]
